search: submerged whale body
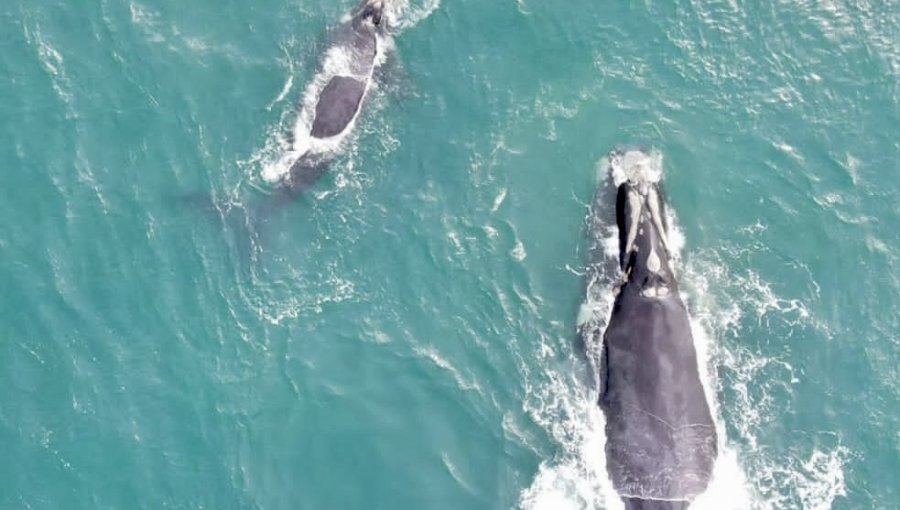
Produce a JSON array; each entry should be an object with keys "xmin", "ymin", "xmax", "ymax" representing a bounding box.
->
[
  {"xmin": 284, "ymin": 0, "xmax": 387, "ymax": 193},
  {"xmin": 582, "ymin": 149, "xmax": 718, "ymax": 510}
]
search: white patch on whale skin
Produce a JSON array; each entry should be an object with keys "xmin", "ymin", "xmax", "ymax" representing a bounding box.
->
[
  {"xmin": 647, "ymin": 247, "xmax": 661, "ymax": 274},
  {"xmin": 623, "ymin": 188, "xmax": 643, "ymax": 258},
  {"xmin": 646, "ymin": 186, "xmax": 670, "ymax": 253}
]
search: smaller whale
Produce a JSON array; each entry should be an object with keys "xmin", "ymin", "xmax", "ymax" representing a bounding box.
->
[
  {"xmin": 581, "ymin": 149, "xmax": 718, "ymax": 510},
  {"xmin": 279, "ymin": 0, "xmax": 389, "ymax": 193}
]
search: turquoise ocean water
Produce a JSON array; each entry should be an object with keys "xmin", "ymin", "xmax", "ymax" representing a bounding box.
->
[{"xmin": 1, "ymin": 0, "xmax": 898, "ymax": 508}]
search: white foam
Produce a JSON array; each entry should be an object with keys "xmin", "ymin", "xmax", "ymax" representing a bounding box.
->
[
  {"xmin": 442, "ymin": 452, "xmax": 477, "ymax": 493},
  {"xmin": 388, "ymin": 0, "xmax": 443, "ymax": 31},
  {"xmin": 269, "ymin": 74, "xmax": 294, "ymax": 110},
  {"xmin": 795, "ymin": 448, "xmax": 848, "ymax": 510},
  {"xmin": 255, "ymin": 270, "xmax": 357, "ymax": 325},
  {"xmin": 492, "ymin": 188, "xmax": 508, "ymax": 212},
  {"xmin": 25, "ymin": 25, "xmax": 74, "ymax": 108},
  {"xmin": 609, "ymin": 149, "xmax": 664, "ymax": 187},
  {"xmin": 511, "ymin": 239, "xmax": 528, "ymax": 261},
  {"xmin": 129, "ymin": 2, "xmax": 166, "ymax": 43},
  {"xmin": 414, "ymin": 346, "xmax": 482, "ymax": 394},
  {"xmin": 518, "ymin": 371, "xmax": 621, "ymax": 510},
  {"xmin": 682, "ymin": 251, "xmax": 847, "ymax": 510}
]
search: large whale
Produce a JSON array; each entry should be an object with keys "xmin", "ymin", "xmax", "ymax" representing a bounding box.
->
[
  {"xmin": 278, "ymin": 0, "xmax": 389, "ymax": 193},
  {"xmin": 580, "ymin": 149, "xmax": 718, "ymax": 510}
]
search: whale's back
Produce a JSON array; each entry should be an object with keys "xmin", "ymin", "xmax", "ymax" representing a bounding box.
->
[
  {"xmin": 310, "ymin": 76, "xmax": 367, "ymax": 139},
  {"xmin": 600, "ymin": 289, "xmax": 717, "ymax": 501}
]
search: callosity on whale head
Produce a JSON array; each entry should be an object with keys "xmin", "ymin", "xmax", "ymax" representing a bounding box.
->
[{"xmin": 611, "ymin": 148, "xmax": 677, "ymax": 298}]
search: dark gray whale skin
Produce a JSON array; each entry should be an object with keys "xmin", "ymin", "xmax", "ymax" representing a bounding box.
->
[
  {"xmin": 286, "ymin": 0, "xmax": 386, "ymax": 193},
  {"xmin": 586, "ymin": 152, "xmax": 718, "ymax": 510}
]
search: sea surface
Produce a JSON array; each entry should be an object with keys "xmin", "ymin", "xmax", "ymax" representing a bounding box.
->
[{"xmin": 1, "ymin": 0, "xmax": 898, "ymax": 509}]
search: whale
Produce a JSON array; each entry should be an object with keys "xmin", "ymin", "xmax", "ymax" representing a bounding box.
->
[
  {"xmin": 281, "ymin": 0, "xmax": 388, "ymax": 193},
  {"xmin": 579, "ymin": 149, "xmax": 718, "ymax": 510}
]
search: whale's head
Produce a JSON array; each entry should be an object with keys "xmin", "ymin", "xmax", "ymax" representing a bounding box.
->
[
  {"xmin": 612, "ymin": 149, "xmax": 677, "ymax": 298},
  {"xmin": 355, "ymin": 0, "xmax": 387, "ymax": 31}
]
